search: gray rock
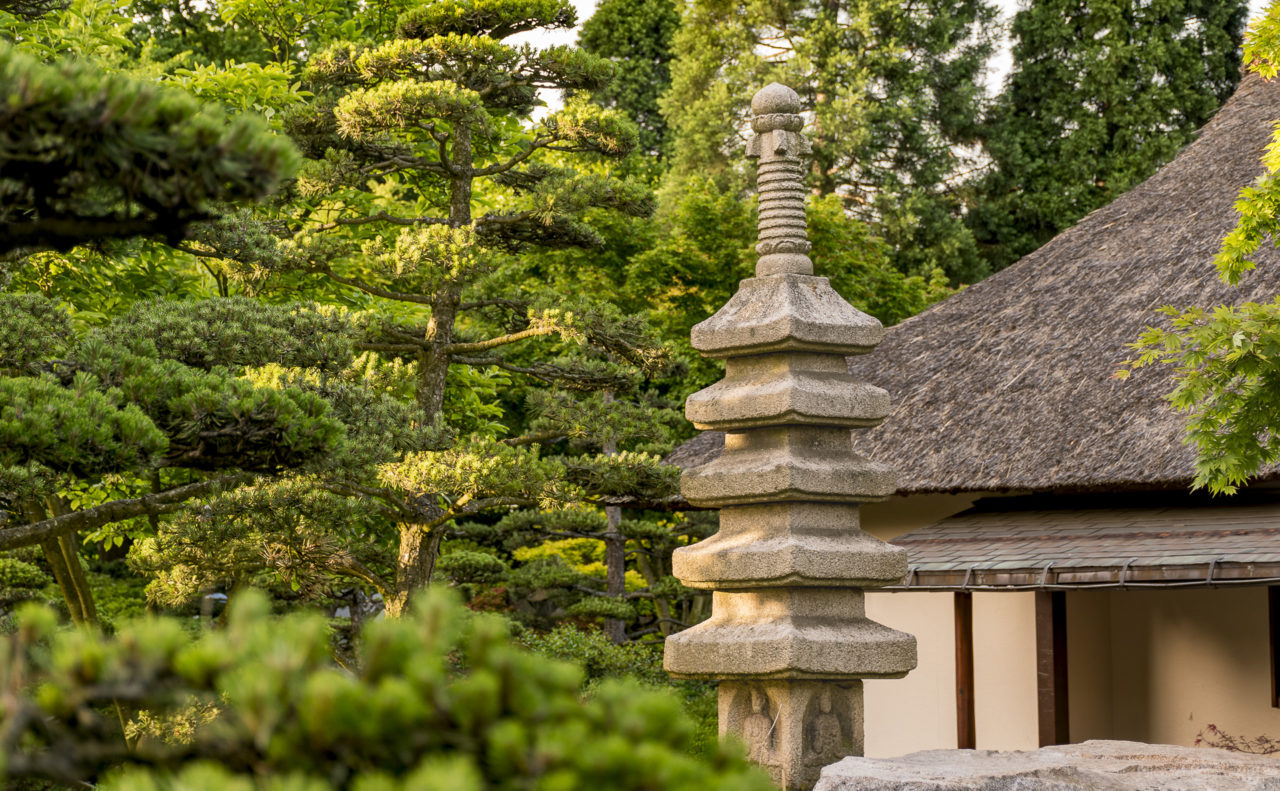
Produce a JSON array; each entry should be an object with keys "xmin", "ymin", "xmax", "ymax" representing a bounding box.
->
[{"xmin": 816, "ymin": 740, "xmax": 1280, "ymax": 791}]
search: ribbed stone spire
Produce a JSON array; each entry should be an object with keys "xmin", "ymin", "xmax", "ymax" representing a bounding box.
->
[{"xmin": 664, "ymin": 84, "xmax": 916, "ymax": 790}]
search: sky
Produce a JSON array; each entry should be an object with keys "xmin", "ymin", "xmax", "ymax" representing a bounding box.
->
[{"xmin": 521, "ymin": 0, "xmax": 1276, "ymax": 112}]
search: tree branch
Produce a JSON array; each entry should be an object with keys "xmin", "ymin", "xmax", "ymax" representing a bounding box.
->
[
  {"xmin": 441, "ymin": 326, "xmax": 555, "ymax": 354},
  {"xmin": 312, "ymin": 211, "xmax": 449, "ymax": 232},
  {"xmin": 0, "ymin": 474, "xmax": 254, "ymax": 551},
  {"xmin": 502, "ymin": 431, "xmax": 564, "ymax": 447},
  {"xmin": 320, "ymin": 269, "xmax": 434, "ymax": 306},
  {"xmin": 357, "ymin": 343, "xmax": 423, "ymax": 354},
  {"xmin": 473, "ymin": 136, "xmax": 554, "ymax": 176}
]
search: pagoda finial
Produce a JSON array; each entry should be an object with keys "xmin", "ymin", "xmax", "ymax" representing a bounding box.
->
[{"xmin": 747, "ymin": 83, "xmax": 812, "ymax": 277}]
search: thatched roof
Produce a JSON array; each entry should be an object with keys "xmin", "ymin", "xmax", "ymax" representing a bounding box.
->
[{"xmin": 668, "ymin": 73, "xmax": 1280, "ymax": 496}]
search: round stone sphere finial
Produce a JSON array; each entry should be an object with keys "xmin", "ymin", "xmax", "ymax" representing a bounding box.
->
[{"xmin": 751, "ymin": 82, "xmax": 801, "ymax": 116}]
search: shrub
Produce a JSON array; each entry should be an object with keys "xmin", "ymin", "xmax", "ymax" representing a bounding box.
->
[{"xmin": 0, "ymin": 589, "xmax": 774, "ymax": 790}]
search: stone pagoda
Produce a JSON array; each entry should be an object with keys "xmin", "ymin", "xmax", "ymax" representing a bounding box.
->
[{"xmin": 663, "ymin": 83, "xmax": 917, "ymax": 790}]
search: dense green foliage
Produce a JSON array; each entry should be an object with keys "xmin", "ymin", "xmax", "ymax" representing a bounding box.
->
[
  {"xmin": 970, "ymin": 0, "xmax": 1246, "ymax": 271},
  {"xmin": 578, "ymin": 0, "xmax": 679, "ymax": 158},
  {"xmin": 0, "ymin": 43, "xmax": 297, "ymax": 254},
  {"xmin": 661, "ymin": 0, "xmax": 999, "ymax": 282},
  {"xmin": 0, "ymin": 589, "xmax": 771, "ymax": 789}
]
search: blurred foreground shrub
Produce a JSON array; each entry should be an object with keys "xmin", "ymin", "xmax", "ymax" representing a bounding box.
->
[{"xmin": 0, "ymin": 590, "xmax": 773, "ymax": 790}]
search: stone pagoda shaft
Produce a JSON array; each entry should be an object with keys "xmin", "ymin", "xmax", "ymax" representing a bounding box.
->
[{"xmin": 663, "ymin": 84, "xmax": 916, "ymax": 791}]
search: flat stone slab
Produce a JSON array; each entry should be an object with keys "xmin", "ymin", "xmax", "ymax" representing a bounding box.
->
[{"xmin": 816, "ymin": 740, "xmax": 1280, "ymax": 791}]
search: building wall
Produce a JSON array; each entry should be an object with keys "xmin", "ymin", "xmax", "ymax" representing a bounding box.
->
[
  {"xmin": 1066, "ymin": 590, "xmax": 1114, "ymax": 742},
  {"xmin": 864, "ymin": 584, "xmax": 1280, "ymax": 757},
  {"xmin": 863, "ymin": 590, "xmax": 1042, "ymax": 757},
  {"xmin": 1080, "ymin": 587, "xmax": 1280, "ymax": 746},
  {"xmin": 864, "ymin": 591, "xmax": 956, "ymax": 756},
  {"xmin": 972, "ymin": 592, "xmax": 1040, "ymax": 750},
  {"xmin": 856, "ymin": 494, "xmax": 1280, "ymax": 756}
]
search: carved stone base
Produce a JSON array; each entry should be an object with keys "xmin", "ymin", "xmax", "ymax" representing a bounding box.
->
[{"xmin": 721, "ymin": 679, "xmax": 863, "ymax": 790}]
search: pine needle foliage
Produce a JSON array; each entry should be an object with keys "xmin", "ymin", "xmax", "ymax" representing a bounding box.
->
[
  {"xmin": 0, "ymin": 589, "xmax": 775, "ymax": 790},
  {"xmin": 0, "ymin": 43, "xmax": 298, "ymax": 254}
]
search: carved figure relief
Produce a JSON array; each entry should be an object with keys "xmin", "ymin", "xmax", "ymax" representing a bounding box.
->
[
  {"xmin": 810, "ymin": 687, "xmax": 843, "ymax": 761},
  {"xmin": 742, "ymin": 687, "xmax": 776, "ymax": 764}
]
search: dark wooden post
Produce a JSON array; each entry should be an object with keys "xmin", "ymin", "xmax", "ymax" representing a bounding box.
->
[
  {"xmin": 1035, "ymin": 590, "xmax": 1069, "ymax": 746},
  {"xmin": 955, "ymin": 591, "xmax": 976, "ymax": 748},
  {"xmin": 1269, "ymin": 586, "xmax": 1280, "ymax": 708}
]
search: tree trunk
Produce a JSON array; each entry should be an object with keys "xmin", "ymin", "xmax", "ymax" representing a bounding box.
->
[
  {"xmin": 603, "ymin": 503, "xmax": 626, "ymax": 643},
  {"xmin": 401, "ymin": 123, "xmax": 478, "ymax": 609},
  {"xmin": 416, "ymin": 122, "xmax": 473, "ymax": 419},
  {"xmin": 26, "ymin": 498, "xmax": 97, "ymax": 626},
  {"xmin": 600, "ymin": 391, "xmax": 628, "ymax": 643},
  {"xmin": 385, "ymin": 524, "xmax": 444, "ymax": 617}
]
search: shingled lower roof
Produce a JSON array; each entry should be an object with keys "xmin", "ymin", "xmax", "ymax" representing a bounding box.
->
[
  {"xmin": 668, "ymin": 73, "xmax": 1280, "ymax": 496},
  {"xmin": 886, "ymin": 495, "xmax": 1280, "ymax": 590}
]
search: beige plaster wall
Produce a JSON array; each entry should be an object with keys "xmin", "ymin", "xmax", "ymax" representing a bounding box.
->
[
  {"xmin": 1066, "ymin": 591, "xmax": 1114, "ymax": 742},
  {"xmin": 862, "ymin": 591, "xmax": 1042, "ymax": 756},
  {"xmin": 1096, "ymin": 587, "xmax": 1280, "ymax": 746},
  {"xmin": 972, "ymin": 592, "xmax": 1040, "ymax": 750},
  {"xmin": 864, "ymin": 591, "xmax": 957, "ymax": 756}
]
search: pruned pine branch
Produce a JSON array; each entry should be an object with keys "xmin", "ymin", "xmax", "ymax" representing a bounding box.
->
[
  {"xmin": 442, "ymin": 326, "xmax": 556, "ymax": 354},
  {"xmin": 0, "ymin": 474, "xmax": 253, "ymax": 551},
  {"xmin": 453, "ymin": 355, "xmax": 632, "ymax": 390},
  {"xmin": 312, "ymin": 211, "xmax": 450, "ymax": 231},
  {"xmin": 320, "ymin": 269, "xmax": 435, "ymax": 305},
  {"xmin": 474, "ymin": 136, "xmax": 555, "ymax": 176}
]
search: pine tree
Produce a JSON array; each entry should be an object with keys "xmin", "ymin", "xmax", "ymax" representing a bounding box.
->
[
  {"xmin": 970, "ymin": 0, "xmax": 1246, "ymax": 271},
  {"xmin": 0, "ymin": 1, "xmax": 309, "ymax": 622},
  {"xmin": 579, "ymin": 0, "xmax": 680, "ymax": 158},
  {"xmin": 0, "ymin": 295, "xmax": 419, "ymax": 623},
  {"xmin": 0, "ymin": 42, "xmax": 297, "ymax": 255},
  {"xmin": 125, "ymin": 0, "xmax": 680, "ymax": 618},
  {"xmin": 661, "ymin": 0, "xmax": 1000, "ymax": 282}
]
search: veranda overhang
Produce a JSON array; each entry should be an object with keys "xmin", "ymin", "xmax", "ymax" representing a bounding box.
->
[{"xmin": 887, "ymin": 496, "xmax": 1280, "ymax": 591}]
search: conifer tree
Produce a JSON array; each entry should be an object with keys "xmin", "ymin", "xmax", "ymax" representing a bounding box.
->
[
  {"xmin": 579, "ymin": 0, "xmax": 680, "ymax": 158},
  {"xmin": 132, "ymin": 0, "xmax": 678, "ymax": 618},
  {"xmin": 970, "ymin": 0, "xmax": 1246, "ymax": 271},
  {"xmin": 0, "ymin": 0, "xmax": 311, "ymax": 621},
  {"xmin": 0, "ymin": 42, "xmax": 296, "ymax": 254},
  {"xmin": 0, "ymin": 294, "xmax": 418, "ymax": 623},
  {"xmin": 660, "ymin": 0, "xmax": 999, "ymax": 282}
]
